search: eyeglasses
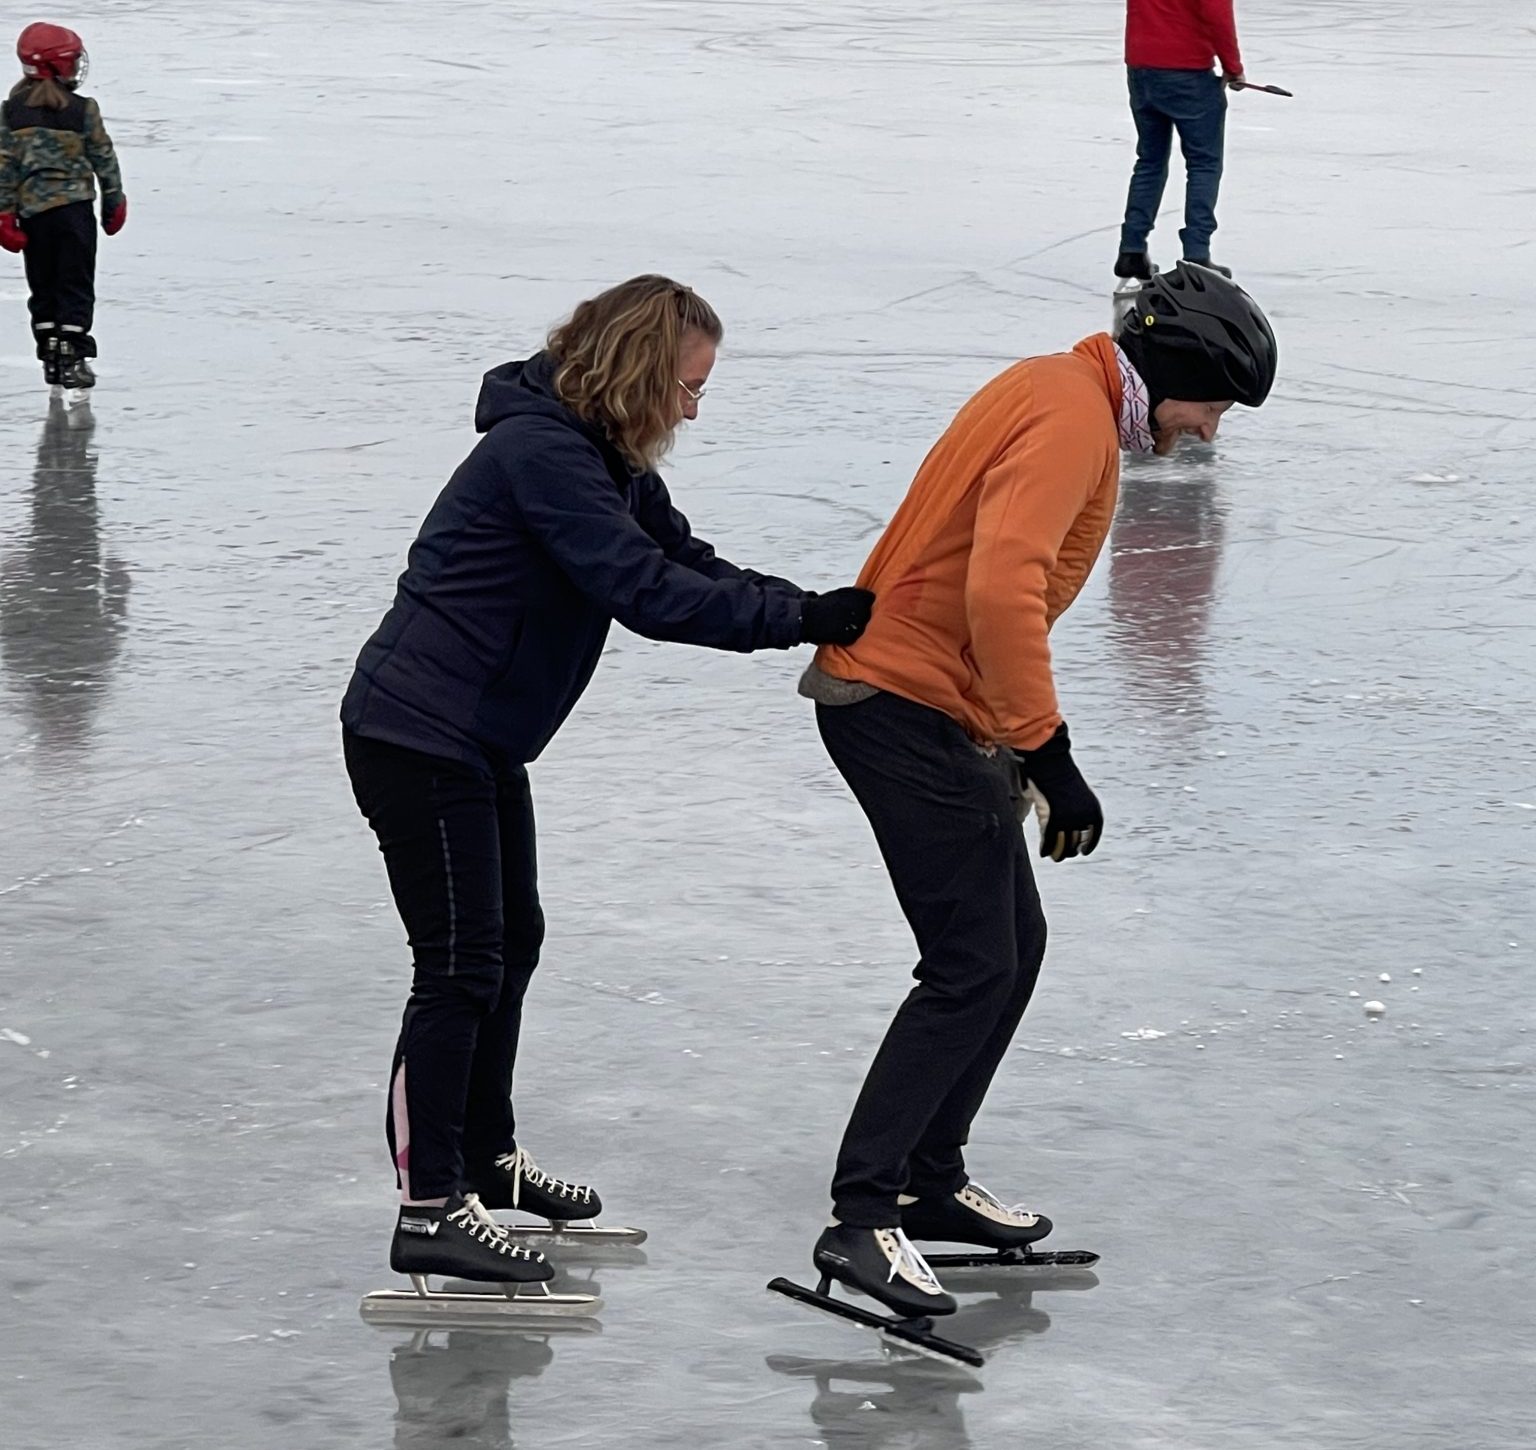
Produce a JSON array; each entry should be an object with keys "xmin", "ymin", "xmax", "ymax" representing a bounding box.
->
[{"xmin": 677, "ymin": 379, "xmax": 707, "ymax": 402}]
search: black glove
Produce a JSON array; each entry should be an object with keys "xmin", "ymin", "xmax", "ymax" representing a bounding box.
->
[
  {"xmin": 800, "ymin": 588, "xmax": 875, "ymax": 646},
  {"xmin": 1013, "ymin": 723, "xmax": 1103, "ymax": 862}
]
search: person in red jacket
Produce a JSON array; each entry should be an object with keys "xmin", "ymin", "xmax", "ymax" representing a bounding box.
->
[{"xmin": 1114, "ymin": 0, "xmax": 1245, "ymax": 282}]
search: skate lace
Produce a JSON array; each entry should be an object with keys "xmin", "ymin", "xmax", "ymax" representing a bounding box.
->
[
  {"xmin": 447, "ymin": 1193, "xmax": 541, "ymax": 1261},
  {"xmin": 494, "ymin": 1146, "xmax": 594, "ymax": 1210},
  {"xmin": 964, "ymin": 1181, "xmax": 1039, "ymax": 1225},
  {"xmin": 875, "ymin": 1227, "xmax": 945, "ymax": 1294}
]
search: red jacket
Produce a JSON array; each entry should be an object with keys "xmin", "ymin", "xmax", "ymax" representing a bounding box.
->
[{"xmin": 1126, "ymin": 0, "xmax": 1243, "ymax": 76}]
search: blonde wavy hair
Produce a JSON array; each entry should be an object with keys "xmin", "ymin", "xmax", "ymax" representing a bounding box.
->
[{"xmin": 547, "ymin": 275, "xmax": 722, "ymax": 473}]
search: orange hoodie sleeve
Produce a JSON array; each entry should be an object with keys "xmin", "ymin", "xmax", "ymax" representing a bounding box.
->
[{"xmin": 965, "ymin": 407, "xmax": 1113, "ymax": 751}]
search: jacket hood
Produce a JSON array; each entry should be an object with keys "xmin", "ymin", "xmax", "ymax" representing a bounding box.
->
[{"xmin": 475, "ymin": 350, "xmax": 580, "ymax": 434}]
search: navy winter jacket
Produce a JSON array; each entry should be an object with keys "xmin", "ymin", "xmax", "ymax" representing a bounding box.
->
[{"xmin": 341, "ymin": 353, "xmax": 805, "ymax": 768}]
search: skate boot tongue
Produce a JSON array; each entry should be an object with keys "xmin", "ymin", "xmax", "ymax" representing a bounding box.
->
[{"xmin": 876, "ymin": 1228, "xmax": 946, "ymax": 1295}]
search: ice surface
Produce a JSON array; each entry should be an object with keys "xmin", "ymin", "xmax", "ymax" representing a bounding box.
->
[{"xmin": 2, "ymin": 2, "xmax": 1534, "ymax": 1447}]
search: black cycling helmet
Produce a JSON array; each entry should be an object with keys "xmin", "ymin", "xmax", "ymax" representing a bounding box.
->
[{"xmin": 1117, "ymin": 261, "xmax": 1277, "ymax": 408}]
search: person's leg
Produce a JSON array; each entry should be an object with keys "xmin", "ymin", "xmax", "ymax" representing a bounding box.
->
[
  {"xmin": 21, "ymin": 208, "xmax": 60, "ymax": 371},
  {"xmin": 818, "ymin": 694, "xmax": 1021, "ymax": 1230},
  {"xmin": 52, "ymin": 201, "xmax": 98, "ymax": 366},
  {"xmin": 1119, "ymin": 67, "xmax": 1176, "ymax": 255},
  {"xmin": 1169, "ymin": 71, "xmax": 1228, "ymax": 260},
  {"xmin": 344, "ymin": 731, "xmax": 506, "ymax": 1203},
  {"xmin": 905, "ymin": 839, "xmax": 1046, "ymax": 1198},
  {"xmin": 461, "ymin": 764, "xmax": 544, "ymax": 1169}
]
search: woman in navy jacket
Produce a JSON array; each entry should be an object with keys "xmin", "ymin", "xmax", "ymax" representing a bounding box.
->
[{"xmin": 342, "ymin": 275, "xmax": 873, "ymax": 1286}]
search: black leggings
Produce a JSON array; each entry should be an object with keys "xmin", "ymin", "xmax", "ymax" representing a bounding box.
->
[
  {"xmin": 817, "ymin": 692, "xmax": 1046, "ymax": 1228},
  {"xmin": 344, "ymin": 731, "xmax": 545, "ymax": 1200},
  {"xmin": 23, "ymin": 200, "xmax": 97, "ymax": 341}
]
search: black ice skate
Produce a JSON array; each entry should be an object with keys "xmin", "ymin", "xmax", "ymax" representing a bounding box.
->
[
  {"xmin": 1114, "ymin": 250, "xmax": 1157, "ymax": 281},
  {"xmin": 37, "ymin": 331, "xmax": 60, "ymax": 387},
  {"xmin": 466, "ymin": 1145, "xmax": 646, "ymax": 1247},
  {"xmin": 56, "ymin": 334, "xmax": 95, "ymax": 391},
  {"xmin": 905, "ymin": 1183, "xmax": 1099, "ymax": 1272},
  {"xmin": 768, "ymin": 1224, "xmax": 983, "ymax": 1370},
  {"xmin": 1112, "ymin": 254, "xmax": 1158, "ymax": 329},
  {"xmin": 360, "ymin": 1192, "xmax": 601, "ymax": 1325}
]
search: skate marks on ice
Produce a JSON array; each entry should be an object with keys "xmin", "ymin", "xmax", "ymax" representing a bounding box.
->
[
  {"xmin": 692, "ymin": 0, "xmax": 1117, "ymax": 70},
  {"xmin": 696, "ymin": 0, "xmax": 1423, "ymax": 70}
]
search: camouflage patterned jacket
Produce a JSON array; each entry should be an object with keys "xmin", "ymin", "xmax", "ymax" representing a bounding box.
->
[{"xmin": 0, "ymin": 91, "xmax": 124, "ymax": 220}]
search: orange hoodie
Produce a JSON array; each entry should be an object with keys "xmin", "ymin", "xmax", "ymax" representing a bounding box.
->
[{"xmin": 815, "ymin": 333, "xmax": 1123, "ymax": 752}]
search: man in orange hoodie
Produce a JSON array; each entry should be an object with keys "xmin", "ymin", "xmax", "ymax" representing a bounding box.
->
[{"xmin": 796, "ymin": 264, "xmax": 1276, "ymax": 1322}]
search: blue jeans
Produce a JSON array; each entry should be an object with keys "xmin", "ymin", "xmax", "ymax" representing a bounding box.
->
[{"xmin": 1119, "ymin": 66, "xmax": 1227, "ymax": 260}]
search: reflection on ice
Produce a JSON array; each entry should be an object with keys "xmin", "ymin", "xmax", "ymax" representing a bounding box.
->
[
  {"xmin": 766, "ymin": 1269, "xmax": 1099, "ymax": 1447},
  {"xmin": 768, "ymin": 1351, "xmax": 983, "ymax": 1450},
  {"xmin": 1108, "ymin": 454, "xmax": 1226, "ymax": 722},
  {"xmin": 0, "ymin": 397, "xmax": 129, "ymax": 760},
  {"xmin": 385, "ymin": 1328, "xmax": 558, "ymax": 1450}
]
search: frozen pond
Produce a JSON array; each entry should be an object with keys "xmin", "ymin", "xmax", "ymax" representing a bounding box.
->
[{"xmin": 2, "ymin": 1, "xmax": 1533, "ymax": 1446}]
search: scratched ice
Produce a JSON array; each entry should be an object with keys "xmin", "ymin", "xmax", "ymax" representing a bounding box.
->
[{"xmin": 2, "ymin": 2, "xmax": 1533, "ymax": 1446}]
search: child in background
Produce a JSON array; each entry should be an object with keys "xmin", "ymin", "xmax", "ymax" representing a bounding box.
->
[{"xmin": 0, "ymin": 23, "xmax": 126, "ymax": 391}]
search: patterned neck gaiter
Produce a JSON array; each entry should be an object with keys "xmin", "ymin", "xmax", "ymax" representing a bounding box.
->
[{"xmin": 1114, "ymin": 343, "xmax": 1155, "ymax": 455}]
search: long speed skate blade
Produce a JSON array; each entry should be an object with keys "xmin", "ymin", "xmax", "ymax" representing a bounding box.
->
[
  {"xmin": 923, "ymin": 1247, "xmax": 1100, "ymax": 1270},
  {"xmin": 498, "ymin": 1220, "xmax": 648, "ymax": 1247},
  {"xmin": 360, "ymin": 1284, "xmax": 602, "ymax": 1327},
  {"xmin": 766, "ymin": 1277, "xmax": 983, "ymax": 1370}
]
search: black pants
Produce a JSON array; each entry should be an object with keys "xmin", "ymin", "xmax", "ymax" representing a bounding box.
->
[
  {"xmin": 22, "ymin": 200, "xmax": 97, "ymax": 341},
  {"xmin": 817, "ymin": 693, "xmax": 1046, "ymax": 1228},
  {"xmin": 344, "ymin": 731, "xmax": 545, "ymax": 1200}
]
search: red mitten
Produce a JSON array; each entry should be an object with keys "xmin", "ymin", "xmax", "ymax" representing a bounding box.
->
[
  {"xmin": 103, "ymin": 197, "xmax": 127, "ymax": 236},
  {"xmin": 0, "ymin": 213, "xmax": 27, "ymax": 253}
]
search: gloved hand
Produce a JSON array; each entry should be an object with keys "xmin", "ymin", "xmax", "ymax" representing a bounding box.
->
[
  {"xmin": 0, "ymin": 213, "xmax": 27, "ymax": 253},
  {"xmin": 103, "ymin": 197, "xmax": 128, "ymax": 236},
  {"xmin": 800, "ymin": 588, "xmax": 875, "ymax": 646},
  {"xmin": 1013, "ymin": 723, "xmax": 1103, "ymax": 862}
]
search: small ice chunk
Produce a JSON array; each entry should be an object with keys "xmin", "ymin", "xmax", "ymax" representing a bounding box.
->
[
  {"xmin": 1364, "ymin": 1000, "xmax": 1387, "ymax": 1017},
  {"xmin": 1121, "ymin": 1027, "xmax": 1168, "ymax": 1041},
  {"xmin": 1348, "ymin": 991, "xmax": 1360, "ymax": 999},
  {"xmin": 0, "ymin": 1028, "xmax": 31, "ymax": 1046},
  {"xmin": 1378, "ymin": 973, "xmax": 1392, "ymax": 983}
]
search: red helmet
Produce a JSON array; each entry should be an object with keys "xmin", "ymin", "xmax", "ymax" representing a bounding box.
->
[{"xmin": 17, "ymin": 22, "xmax": 88, "ymax": 87}]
